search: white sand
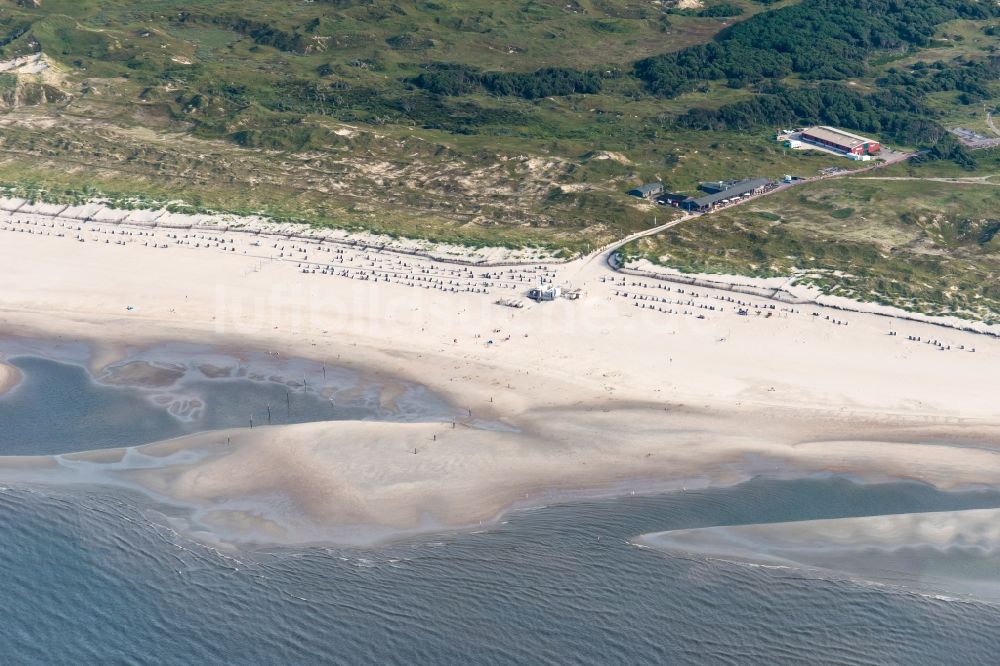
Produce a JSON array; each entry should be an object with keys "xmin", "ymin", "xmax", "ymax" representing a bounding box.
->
[
  {"xmin": 0, "ymin": 197, "xmax": 26, "ymax": 212},
  {"xmin": 20, "ymin": 202, "xmax": 69, "ymax": 217},
  {"xmin": 1, "ymin": 214, "xmax": 1000, "ymax": 544},
  {"xmin": 0, "ymin": 53, "xmax": 49, "ymax": 75},
  {"xmin": 623, "ymin": 257, "xmax": 1000, "ymax": 335},
  {"xmin": 61, "ymin": 202, "xmax": 106, "ymax": 220},
  {"xmin": 90, "ymin": 207, "xmax": 129, "ymax": 223}
]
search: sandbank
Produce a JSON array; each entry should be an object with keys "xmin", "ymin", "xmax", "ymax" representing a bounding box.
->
[
  {"xmin": 636, "ymin": 507, "xmax": 1000, "ymax": 601},
  {"xmin": 4, "ymin": 412, "xmax": 1000, "ymax": 545},
  {"xmin": 0, "ymin": 360, "xmax": 22, "ymax": 396}
]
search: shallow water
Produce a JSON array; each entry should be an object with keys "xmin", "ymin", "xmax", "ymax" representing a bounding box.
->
[
  {"xmin": 3, "ymin": 478, "xmax": 1000, "ymax": 665},
  {"xmin": 3, "ymin": 340, "xmax": 1000, "ymax": 663},
  {"xmin": 0, "ymin": 350, "xmax": 457, "ymax": 455},
  {"xmin": 639, "ymin": 507, "xmax": 1000, "ymax": 601}
]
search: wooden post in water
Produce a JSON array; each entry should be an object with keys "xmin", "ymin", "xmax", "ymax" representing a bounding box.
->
[
  {"xmin": 267, "ymin": 405, "xmax": 271, "ymax": 424},
  {"xmin": 286, "ymin": 390, "xmax": 291, "ymax": 416}
]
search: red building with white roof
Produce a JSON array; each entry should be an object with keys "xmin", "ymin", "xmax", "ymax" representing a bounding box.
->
[{"xmin": 800, "ymin": 126, "xmax": 880, "ymax": 156}]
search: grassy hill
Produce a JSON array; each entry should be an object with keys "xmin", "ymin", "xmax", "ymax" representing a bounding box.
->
[
  {"xmin": 621, "ymin": 157, "xmax": 1000, "ymax": 321},
  {"xmin": 0, "ymin": 0, "xmax": 998, "ymax": 266}
]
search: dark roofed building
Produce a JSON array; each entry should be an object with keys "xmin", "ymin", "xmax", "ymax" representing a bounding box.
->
[
  {"xmin": 698, "ymin": 180, "xmax": 739, "ymax": 195},
  {"xmin": 685, "ymin": 177, "xmax": 770, "ymax": 211},
  {"xmin": 658, "ymin": 177, "xmax": 771, "ymax": 212},
  {"xmin": 657, "ymin": 192, "xmax": 690, "ymax": 206},
  {"xmin": 627, "ymin": 182, "xmax": 664, "ymax": 199}
]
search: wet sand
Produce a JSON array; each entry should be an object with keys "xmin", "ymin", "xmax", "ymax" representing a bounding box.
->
[
  {"xmin": 4, "ymin": 409, "xmax": 1000, "ymax": 546},
  {"xmin": 0, "ymin": 360, "xmax": 22, "ymax": 395},
  {"xmin": 637, "ymin": 507, "xmax": 1000, "ymax": 601}
]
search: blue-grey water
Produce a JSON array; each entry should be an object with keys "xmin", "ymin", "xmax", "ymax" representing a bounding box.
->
[
  {"xmin": 2, "ymin": 346, "xmax": 1000, "ymax": 664},
  {"xmin": 0, "ymin": 354, "xmax": 455, "ymax": 455},
  {"xmin": 3, "ymin": 480, "xmax": 1000, "ymax": 665}
]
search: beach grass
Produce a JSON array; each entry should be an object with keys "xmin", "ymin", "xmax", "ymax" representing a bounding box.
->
[{"xmin": 620, "ymin": 175, "xmax": 1000, "ymax": 322}]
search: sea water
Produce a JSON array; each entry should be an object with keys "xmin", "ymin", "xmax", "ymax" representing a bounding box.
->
[
  {"xmin": 2, "ymin": 349, "xmax": 1000, "ymax": 664},
  {"xmin": 3, "ymin": 480, "xmax": 1000, "ymax": 665},
  {"xmin": 0, "ymin": 352, "xmax": 457, "ymax": 455}
]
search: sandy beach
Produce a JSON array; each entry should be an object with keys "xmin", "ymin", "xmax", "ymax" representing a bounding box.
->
[{"xmin": 2, "ymin": 212, "xmax": 1000, "ymax": 544}]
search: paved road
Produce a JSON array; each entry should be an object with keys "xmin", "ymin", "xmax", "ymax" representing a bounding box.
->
[
  {"xmin": 859, "ymin": 176, "xmax": 1000, "ymax": 184},
  {"xmin": 558, "ymin": 148, "xmax": 918, "ymax": 287},
  {"xmin": 560, "ymin": 212, "xmax": 698, "ymax": 284}
]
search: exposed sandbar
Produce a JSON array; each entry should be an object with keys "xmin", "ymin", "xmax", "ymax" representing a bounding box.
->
[
  {"xmin": 3, "ymin": 409, "xmax": 1000, "ymax": 546},
  {"xmin": 637, "ymin": 508, "xmax": 1000, "ymax": 601},
  {"xmin": 0, "ymin": 361, "xmax": 22, "ymax": 396}
]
